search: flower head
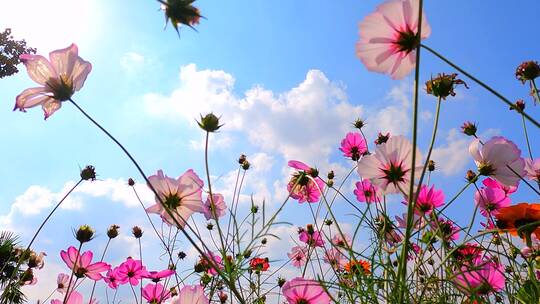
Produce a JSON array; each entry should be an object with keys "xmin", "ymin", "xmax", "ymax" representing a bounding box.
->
[
  {"xmin": 432, "ymin": 218, "xmax": 460, "ymax": 242},
  {"xmin": 142, "ymin": 283, "xmax": 171, "ymax": 303},
  {"xmin": 461, "ymin": 121, "xmax": 477, "ymax": 137},
  {"xmin": 453, "ymin": 258, "xmax": 505, "ymax": 296},
  {"xmin": 197, "ymin": 251, "xmax": 223, "ymax": 276},
  {"xmin": 358, "ymin": 135, "xmax": 422, "ymax": 194},
  {"xmin": 425, "ymin": 73, "xmax": 468, "ymax": 100},
  {"xmin": 146, "ymin": 169, "xmax": 204, "ymax": 228},
  {"xmin": 60, "ymin": 246, "xmax": 110, "ymax": 280},
  {"xmin": 356, "ymin": 0, "xmax": 431, "ymax": 79},
  {"xmin": 495, "ymin": 203, "xmax": 540, "ymax": 239},
  {"xmin": 354, "ymin": 179, "xmax": 381, "ymax": 203},
  {"xmin": 413, "ymin": 184, "xmax": 444, "ymax": 215},
  {"xmin": 117, "ymin": 257, "xmax": 149, "ymax": 286},
  {"xmin": 287, "ymin": 160, "xmax": 326, "ymax": 203},
  {"xmin": 482, "ymin": 177, "xmax": 517, "ymax": 196},
  {"xmin": 282, "ymin": 277, "xmax": 331, "ymax": 304},
  {"xmin": 340, "ymin": 132, "xmax": 368, "ymax": 161},
  {"xmin": 51, "ymin": 291, "xmax": 96, "ymax": 304},
  {"xmin": 323, "ymin": 248, "xmax": 346, "ymax": 270},
  {"xmin": 516, "ymin": 61, "xmax": 540, "ymax": 83},
  {"xmin": 104, "ymin": 267, "xmax": 122, "ymax": 289},
  {"xmin": 144, "ymin": 269, "xmax": 175, "ymax": 283},
  {"xmin": 288, "ymin": 246, "xmax": 308, "ymax": 268},
  {"xmin": 474, "ymin": 187, "xmax": 511, "ymax": 217},
  {"xmin": 249, "ymin": 257, "xmax": 270, "ymax": 272},
  {"xmin": 202, "ymin": 193, "xmax": 227, "ymax": 220},
  {"xmin": 525, "ymin": 158, "xmax": 540, "ymax": 182},
  {"xmin": 299, "ymin": 225, "xmax": 325, "ymax": 247},
  {"xmin": 169, "ymin": 285, "xmax": 209, "ymax": 304},
  {"xmin": 469, "ymin": 136, "xmax": 525, "ymax": 187},
  {"xmin": 345, "ymin": 259, "xmax": 371, "ymax": 275},
  {"xmin": 56, "ymin": 273, "xmax": 69, "ymax": 294},
  {"xmin": 161, "ymin": 0, "xmax": 202, "ymax": 34},
  {"xmin": 14, "ymin": 44, "xmax": 91, "ymax": 119},
  {"xmin": 331, "ymin": 233, "xmax": 352, "ymax": 248}
]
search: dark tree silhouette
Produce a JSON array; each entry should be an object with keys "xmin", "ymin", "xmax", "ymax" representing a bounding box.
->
[{"xmin": 0, "ymin": 29, "xmax": 36, "ymax": 79}]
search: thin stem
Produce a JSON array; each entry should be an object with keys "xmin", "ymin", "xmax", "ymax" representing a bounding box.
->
[
  {"xmin": 521, "ymin": 114, "xmax": 534, "ymax": 160},
  {"xmin": 532, "ymin": 79, "xmax": 540, "ymax": 105},
  {"xmin": 421, "ymin": 44, "xmax": 540, "ymax": 129},
  {"xmin": 89, "ymin": 237, "xmax": 111, "ymax": 300},
  {"xmin": 63, "ymin": 242, "xmax": 83, "ymax": 304},
  {"xmin": 397, "ymin": 0, "xmax": 423, "ymax": 301}
]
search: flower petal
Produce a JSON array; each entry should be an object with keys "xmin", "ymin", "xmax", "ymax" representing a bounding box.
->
[
  {"xmin": 42, "ymin": 99, "xmax": 62, "ymax": 120},
  {"xmin": 14, "ymin": 87, "xmax": 50, "ymax": 111},
  {"xmin": 20, "ymin": 54, "xmax": 56, "ymax": 85}
]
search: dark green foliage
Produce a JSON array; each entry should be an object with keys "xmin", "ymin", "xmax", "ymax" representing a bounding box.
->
[{"xmin": 0, "ymin": 28, "xmax": 36, "ymax": 79}]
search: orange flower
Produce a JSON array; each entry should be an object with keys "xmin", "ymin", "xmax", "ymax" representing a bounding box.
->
[
  {"xmin": 495, "ymin": 203, "xmax": 540, "ymax": 238},
  {"xmin": 344, "ymin": 259, "xmax": 371, "ymax": 275}
]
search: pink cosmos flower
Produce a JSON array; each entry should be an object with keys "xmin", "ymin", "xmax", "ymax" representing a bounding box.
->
[
  {"xmin": 60, "ymin": 246, "xmax": 110, "ymax": 280},
  {"xmin": 339, "ymin": 132, "xmax": 368, "ymax": 161},
  {"xmin": 146, "ymin": 169, "xmax": 204, "ymax": 228},
  {"xmin": 432, "ymin": 218, "xmax": 459, "ymax": 242},
  {"xmin": 287, "ymin": 246, "xmax": 308, "ymax": 268},
  {"xmin": 202, "ymin": 193, "xmax": 227, "ymax": 220},
  {"xmin": 413, "ymin": 184, "xmax": 444, "ymax": 215},
  {"xmin": 117, "ymin": 257, "xmax": 149, "ymax": 286},
  {"xmin": 51, "ymin": 291, "xmax": 97, "ymax": 304},
  {"xmin": 331, "ymin": 233, "xmax": 352, "ymax": 248},
  {"xmin": 469, "ymin": 136, "xmax": 525, "ymax": 187},
  {"xmin": 353, "ymin": 179, "xmax": 381, "ymax": 203},
  {"xmin": 103, "ymin": 267, "xmax": 122, "ymax": 289},
  {"xmin": 15, "ymin": 44, "xmax": 91, "ymax": 119},
  {"xmin": 453, "ymin": 258, "xmax": 505, "ymax": 295},
  {"xmin": 299, "ymin": 225, "xmax": 325, "ymax": 247},
  {"xmin": 323, "ymin": 248, "xmax": 346, "ymax": 270},
  {"xmin": 482, "ymin": 177, "xmax": 517, "ymax": 196},
  {"xmin": 142, "ymin": 283, "xmax": 171, "ymax": 303},
  {"xmin": 199, "ymin": 251, "xmax": 223, "ymax": 276},
  {"xmin": 287, "ymin": 160, "xmax": 326, "ymax": 203},
  {"xmin": 356, "ymin": 0, "xmax": 431, "ymax": 80},
  {"xmin": 525, "ymin": 158, "xmax": 540, "ymax": 182},
  {"xmin": 282, "ymin": 277, "xmax": 331, "ymax": 304},
  {"xmin": 395, "ymin": 212, "xmax": 423, "ymax": 229},
  {"xmin": 169, "ymin": 285, "xmax": 209, "ymax": 304},
  {"xmin": 474, "ymin": 187, "xmax": 511, "ymax": 217},
  {"xmin": 357, "ymin": 135, "xmax": 423, "ymax": 194},
  {"xmin": 56, "ymin": 273, "xmax": 69, "ymax": 294},
  {"xmin": 144, "ymin": 269, "xmax": 175, "ymax": 283}
]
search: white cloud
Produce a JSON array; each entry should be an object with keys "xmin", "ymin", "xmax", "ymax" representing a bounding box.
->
[
  {"xmin": 120, "ymin": 52, "xmax": 145, "ymax": 72},
  {"xmin": 431, "ymin": 128, "xmax": 471, "ymax": 176}
]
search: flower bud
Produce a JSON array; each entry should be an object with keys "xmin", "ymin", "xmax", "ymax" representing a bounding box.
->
[
  {"xmin": 128, "ymin": 178, "xmax": 135, "ymax": 186},
  {"xmin": 206, "ymin": 223, "xmax": 214, "ymax": 230},
  {"xmin": 107, "ymin": 224, "xmax": 120, "ymax": 239},
  {"xmin": 510, "ymin": 99, "xmax": 526, "ymax": 113},
  {"xmin": 76, "ymin": 225, "xmax": 95, "ymax": 243},
  {"xmin": 241, "ymin": 160, "xmax": 250, "ymax": 170},
  {"xmin": 516, "ymin": 61, "xmax": 540, "ymax": 83},
  {"xmin": 308, "ymin": 168, "xmax": 319, "ymax": 178},
  {"xmin": 277, "ymin": 277, "xmax": 286, "ymax": 287},
  {"xmin": 324, "ymin": 219, "xmax": 333, "ymax": 226},
  {"xmin": 238, "ymin": 154, "xmax": 247, "ymax": 164},
  {"xmin": 219, "ymin": 291, "xmax": 228, "ymax": 304},
  {"xmin": 132, "ymin": 226, "xmax": 143, "ymax": 238},
  {"xmin": 197, "ymin": 113, "xmax": 223, "ymax": 132},
  {"xmin": 427, "ymin": 160, "xmax": 436, "ymax": 172},
  {"xmin": 353, "ymin": 118, "xmax": 365, "ymax": 130},
  {"xmin": 374, "ymin": 132, "xmax": 390, "ymax": 145},
  {"xmin": 178, "ymin": 251, "xmax": 186, "ymax": 259},
  {"xmin": 327, "ymin": 170, "xmax": 335, "ymax": 180},
  {"xmin": 460, "ymin": 121, "xmax": 477, "ymax": 137},
  {"xmin": 425, "ymin": 73, "xmax": 467, "ymax": 100},
  {"xmin": 80, "ymin": 165, "xmax": 96, "ymax": 181},
  {"xmin": 251, "ymin": 205, "xmax": 259, "ymax": 214},
  {"xmin": 261, "ymin": 238, "xmax": 267, "ymax": 245}
]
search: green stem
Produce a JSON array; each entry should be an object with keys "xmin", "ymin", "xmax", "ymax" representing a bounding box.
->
[
  {"xmin": 63, "ymin": 242, "xmax": 83, "ymax": 304},
  {"xmin": 421, "ymin": 44, "xmax": 540, "ymax": 129},
  {"xmin": 521, "ymin": 114, "xmax": 534, "ymax": 160}
]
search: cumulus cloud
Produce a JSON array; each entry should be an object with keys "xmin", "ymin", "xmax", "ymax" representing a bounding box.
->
[
  {"xmin": 120, "ymin": 51, "xmax": 145, "ymax": 72},
  {"xmin": 431, "ymin": 128, "xmax": 471, "ymax": 176}
]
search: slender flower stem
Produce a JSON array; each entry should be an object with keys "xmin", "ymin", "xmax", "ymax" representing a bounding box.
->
[
  {"xmin": 532, "ymin": 79, "xmax": 540, "ymax": 105},
  {"xmin": 521, "ymin": 114, "xmax": 534, "ymax": 160},
  {"xmin": 63, "ymin": 242, "xmax": 83, "ymax": 304},
  {"xmin": 89, "ymin": 237, "xmax": 112, "ymax": 301},
  {"xmin": 421, "ymin": 44, "xmax": 540, "ymax": 129},
  {"xmin": 397, "ymin": 0, "xmax": 423, "ymax": 301},
  {"xmin": 68, "ymin": 99, "xmax": 246, "ymax": 303}
]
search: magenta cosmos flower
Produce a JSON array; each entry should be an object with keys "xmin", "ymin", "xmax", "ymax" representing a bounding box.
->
[
  {"xmin": 142, "ymin": 283, "xmax": 171, "ymax": 303},
  {"xmin": 299, "ymin": 225, "xmax": 325, "ymax": 247},
  {"xmin": 525, "ymin": 158, "xmax": 540, "ymax": 182},
  {"xmin": 357, "ymin": 135, "xmax": 422, "ymax": 194},
  {"xmin": 60, "ymin": 246, "xmax": 109, "ymax": 280},
  {"xmin": 144, "ymin": 269, "xmax": 175, "ymax": 283},
  {"xmin": 146, "ymin": 169, "xmax": 204, "ymax": 228},
  {"xmin": 453, "ymin": 258, "xmax": 505, "ymax": 296},
  {"xmin": 199, "ymin": 251, "xmax": 223, "ymax": 276},
  {"xmin": 56, "ymin": 273, "xmax": 69, "ymax": 294},
  {"xmin": 50, "ymin": 291, "xmax": 97, "ymax": 304},
  {"xmin": 15, "ymin": 44, "xmax": 91, "ymax": 119},
  {"xmin": 469, "ymin": 136, "xmax": 525, "ymax": 187},
  {"xmin": 282, "ymin": 277, "xmax": 331, "ymax": 304},
  {"xmin": 169, "ymin": 285, "xmax": 209, "ymax": 304},
  {"xmin": 287, "ymin": 245, "xmax": 308, "ymax": 268},
  {"xmin": 474, "ymin": 187, "xmax": 511, "ymax": 217},
  {"xmin": 323, "ymin": 248, "xmax": 346, "ymax": 270},
  {"xmin": 202, "ymin": 193, "xmax": 227, "ymax": 220},
  {"xmin": 482, "ymin": 177, "xmax": 517, "ymax": 196},
  {"xmin": 354, "ymin": 179, "xmax": 381, "ymax": 203},
  {"xmin": 432, "ymin": 218, "xmax": 459, "ymax": 242},
  {"xmin": 340, "ymin": 132, "xmax": 368, "ymax": 161},
  {"xmin": 413, "ymin": 184, "xmax": 444, "ymax": 215},
  {"xmin": 287, "ymin": 160, "xmax": 326, "ymax": 203},
  {"xmin": 117, "ymin": 257, "xmax": 149, "ymax": 286},
  {"xmin": 103, "ymin": 267, "xmax": 122, "ymax": 289},
  {"xmin": 331, "ymin": 233, "xmax": 352, "ymax": 248},
  {"xmin": 356, "ymin": 0, "xmax": 431, "ymax": 80}
]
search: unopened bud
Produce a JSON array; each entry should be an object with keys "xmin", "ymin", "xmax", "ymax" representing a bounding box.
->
[
  {"xmin": 107, "ymin": 225, "xmax": 120, "ymax": 239},
  {"xmin": 427, "ymin": 160, "xmax": 436, "ymax": 172},
  {"xmin": 132, "ymin": 226, "xmax": 143, "ymax": 238},
  {"xmin": 76, "ymin": 225, "xmax": 95, "ymax": 243},
  {"xmin": 80, "ymin": 165, "xmax": 96, "ymax": 181},
  {"xmin": 197, "ymin": 113, "xmax": 223, "ymax": 132},
  {"xmin": 128, "ymin": 178, "xmax": 135, "ymax": 186}
]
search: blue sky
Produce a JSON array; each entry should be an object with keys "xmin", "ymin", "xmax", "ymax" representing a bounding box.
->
[{"xmin": 0, "ymin": 0, "xmax": 539, "ymax": 302}]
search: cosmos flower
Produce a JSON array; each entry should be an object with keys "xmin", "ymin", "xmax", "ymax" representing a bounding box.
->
[
  {"xmin": 198, "ymin": 251, "xmax": 223, "ymax": 276},
  {"xmin": 169, "ymin": 285, "xmax": 209, "ymax": 304},
  {"xmin": 413, "ymin": 184, "xmax": 444, "ymax": 215},
  {"xmin": 56, "ymin": 273, "xmax": 69, "ymax": 294},
  {"xmin": 103, "ymin": 267, "xmax": 122, "ymax": 289},
  {"xmin": 356, "ymin": 0, "xmax": 431, "ymax": 79},
  {"xmin": 299, "ymin": 225, "xmax": 325, "ymax": 247},
  {"xmin": 50, "ymin": 291, "xmax": 97, "ymax": 304},
  {"xmin": 14, "ymin": 44, "xmax": 91, "ymax": 119},
  {"xmin": 117, "ymin": 257, "xmax": 149, "ymax": 286},
  {"xmin": 249, "ymin": 257, "xmax": 270, "ymax": 272},
  {"xmin": 353, "ymin": 179, "xmax": 381, "ymax": 203},
  {"xmin": 482, "ymin": 177, "xmax": 517, "ymax": 196},
  {"xmin": 524, "ymin": 158, "xmax": 540, "ymax": 182},
  {"xmin": 60, "ymin": 246, "xmax": 110, "ymax": 281},
  {"xmin": 453, "ymin": 258, "xmax": 505, "ymax": 296},
  {"xmin": 142, "ymin": 283, "xmax": 171, "ymax": 303},
  {"xmin": 358, "ymin": 135, "xmax": 423, "ymax": 194},
  {"xmin": 323, "ymin": 248, "xmax": 347, "ymax": 270},
  {"xmin": 331, "ymin": 233, "xmax": 352, "ymax": 248},
  {"xmin": 282, "ymin": 277, "xmax": 331, "ymax": 304},
  {"xmin": 146, "ymin": 169, "xmax": 204, "ymax": 228},
  {"xmin": 469, "ymin": 136, "xmax": 525, "ymax": 187},
  {"xmin": 202, "ymin": 193, "xmax": 227, "ymax": 220},
  {"xmin": 144, "ymin": 269, "xmax": 176, "ymax": 283},
  {"xmin": 287, "ymin": 160, "xmax": 326, "ymax": 203},
  {"xmin": 288, "ymin": 246, "xmax": 308, "ymax": 268},
  {"xmin": 340, "ymin": 132, "xmax": 368, "ymax": 161},
  {"xmin": 474, "ymin": 187, "xmax": 511, "ymax": 217},
  {"xmin": 344, "ymin": 259, "xmax": 371, "ymax": 275}
]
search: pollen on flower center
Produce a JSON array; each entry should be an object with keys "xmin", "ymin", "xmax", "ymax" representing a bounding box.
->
[
  {"xmin": 45, "ymin": 75, "xmax": 74, "ymax": 101},
  {"xmin": 296, "ymin": 299, "xmax": 309, "ymax": 304},
  {"xmin": 164, "ymin": 194, "xmax": 182, "ymax": 209},
  {"xmin": 394, "ymin": 27, "xmax": 419, "ymax": 54}
]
